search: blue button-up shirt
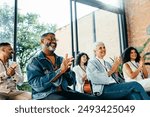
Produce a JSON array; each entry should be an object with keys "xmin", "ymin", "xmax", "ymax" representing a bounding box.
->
[{"xmin": 26, "ymin": 51, "xmax": 75, "ymax": 99}]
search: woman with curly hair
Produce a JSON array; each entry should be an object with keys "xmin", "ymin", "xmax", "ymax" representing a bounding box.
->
[
  {"xmin": 73, "ymin": 52, "xmax": 90, "ymax": 93},
  {"xmin": 122, "ymin": 47, "xmax": 150, "ymax": 91}
]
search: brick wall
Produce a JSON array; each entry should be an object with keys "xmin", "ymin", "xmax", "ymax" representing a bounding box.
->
[{"xmin": 125, "ymin": 0, "xmax": 150, "ymax": 73}]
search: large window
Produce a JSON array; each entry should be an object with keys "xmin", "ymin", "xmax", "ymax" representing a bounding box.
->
[
  {"xmin": 0, "ymin": 0, "xmax": 125, "ymax": 72},
  {"xmin": 18, "ymin": 0, "xmax": 70, "ymax": 29},
  {"xmin": 71, "ymin": 0, "xmax": 123, "ymax": 59},
  {"xmin": 77, "ymin": 10, "xmax": 120, "ymax": 59},
  {"xmin": 55, "ymin": 2, "xmax": 98, "ymax": 58},
  {"xmin": 16, "ymin": 0, "xmax": 71, "ymax": 73}
]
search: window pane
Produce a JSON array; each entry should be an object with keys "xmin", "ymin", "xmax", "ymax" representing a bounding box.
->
[
  {"xmin": 95, "ymin": 10, "xmax": 121, "ymax": 59},
  {"xmin": 77, "ymin": 8, "xmax": 121, "ymax": 59},
  {"xmin": 76, "ymin": 3, "xmax": 98, "ymax": 19},
  {"xmin": 76, "ymin": 3, "xmax": 98, "ymax": 57},
  {"xmin": 56, "ymin": 1, "xmax": 121, "ymax": 60},
  {"xmin": 18, "ymin": 0, "xmax": 70, "ymax": 28},
  {"xmin": 0, "ymin": 0, "xmax": 14, "ymax": 44}
]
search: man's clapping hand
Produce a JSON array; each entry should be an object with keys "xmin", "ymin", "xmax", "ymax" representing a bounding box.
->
[
  {"xmin": 60, "ymin": 54, "xmax": 74, "ymax": 74},
  {"xmin": 6, "ymin": 63, "xmax": 17, "ymax": 77}
]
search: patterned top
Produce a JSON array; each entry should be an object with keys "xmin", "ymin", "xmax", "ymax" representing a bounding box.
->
[{"xmin": 0, "ymin": 60, "xmax": 24, "ymax": 93}]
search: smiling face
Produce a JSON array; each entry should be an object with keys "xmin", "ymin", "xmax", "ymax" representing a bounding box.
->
[
  {"xmin": 95, "ymin": 42, "xmax": 106, "ymax": 59},
  {"xmin": 80, "ymin": 54, "xmax": 88, "ymax": 64},
  {"xmin": 0, "ymin": 45, "xmax": 14, "ymax": 60},
  {"xmin": 5, "ymin": 45, "xmax": 14, "ymax": 59},
  {"xmin": 41, "ymin": 33, "xmax": 57, "ymax": 52},
  {"xmin": 130, "ymin": 49, "xmax": 137, "ymax": 61}
]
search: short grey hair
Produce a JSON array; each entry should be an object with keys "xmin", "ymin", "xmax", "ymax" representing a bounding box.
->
[{"xmin": 93, "ymin": 41, "xmax": 105, "ymax": 51}]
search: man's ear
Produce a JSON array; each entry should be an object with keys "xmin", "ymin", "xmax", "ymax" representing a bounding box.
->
[
  {"xmin": 1, "ymin": 47, "xmax": 5, "ymax": 52},
  {"xmin": 0, "ymin": 48, "xmax": 6, "ymax": 55}
]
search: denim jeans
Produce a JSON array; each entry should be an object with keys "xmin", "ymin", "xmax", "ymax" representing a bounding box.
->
[
  {"xmin": 98, "ymin": 81, "xmax": 150, "ymax": 100},
  {"xmin": 40, "ymin": 90, "xmax": 98, "ymax": 100},
  {"xmin": 40, "ymin": 82, "xmax": 149, "ymax": 100}
]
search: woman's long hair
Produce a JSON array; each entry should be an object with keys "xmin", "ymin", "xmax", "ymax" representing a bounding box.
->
[
  {"xmin": 122, "ymin": 47, "xmax": 140, "ymax": 64},
  {"xmin": 75, "ymin": 52, "xmax": 89, "ymax": 66}
]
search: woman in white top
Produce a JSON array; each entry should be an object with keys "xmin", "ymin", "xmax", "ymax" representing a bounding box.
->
[
  {"xmin": 122, "ymin": 47, "xmax": 150, "ymax": 91},
  {"xmin": 73, "ymin": 52, "xmax": 89, "ymax": 93}
]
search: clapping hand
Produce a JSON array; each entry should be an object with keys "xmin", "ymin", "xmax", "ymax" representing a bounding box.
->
[
  {"xmin": 60, "ymin": 54, "xmax": 74, "ymax": 74},
  {"xmin": 113, "ymin": 56, "xmax": 122, "ymax": 66},
  {"xmin": 139, "ymin": 57, "xmax": 145, "ymax": 71},
  {"xmin": 7, "ymin": 63, "xmax": 17, "ymax": 77},
  {"xmin": 108, "ymin": 56, "xmax": 122, "ymax": 75}
]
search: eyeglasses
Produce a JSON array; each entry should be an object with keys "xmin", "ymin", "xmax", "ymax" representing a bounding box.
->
[{"xmin": 45, "ymin": 37, "xmax": 57, "ymax": 41}]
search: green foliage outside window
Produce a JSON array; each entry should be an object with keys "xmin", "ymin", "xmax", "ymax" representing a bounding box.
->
[
  {"xmin": 136, "ymin": 38, "xmax": 150, "ymax": 65},
  {"xmin": 0, "ymin": 4, "xmax": 57, "ymax": 92}
]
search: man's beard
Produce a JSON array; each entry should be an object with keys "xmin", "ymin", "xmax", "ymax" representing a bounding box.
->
[
  {"xmin": 45, "ymin": 42, "xmax": 56, "ymax": 52},
  {"xmin": 48, "ymin": 46, "xmax": 55, "ymax": 52},
  {"xmin": 9, "ymin": 54, "xmax": 13, "ymax": 60}
]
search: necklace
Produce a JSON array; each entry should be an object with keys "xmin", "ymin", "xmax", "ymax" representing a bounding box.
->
[
  {"xmin": 130, "ymin": 61, "xmax": 138, "ymax": 69},
  {"xmin": 79, "ymin": 65, "xmax": 86, "ymax": 73}
]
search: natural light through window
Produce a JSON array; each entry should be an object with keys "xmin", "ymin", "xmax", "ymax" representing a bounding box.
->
[
  {"xmin": 97, "ymin": 0, "xmax": 120, "ymax": 8},
  {"xmin": 18, "ymin": 0, "xmax": 98, "ymax": 29}
]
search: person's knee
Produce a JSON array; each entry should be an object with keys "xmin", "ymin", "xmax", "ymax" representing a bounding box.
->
[
  {"xmin": 24, "ymin": 92, "xmax": 32, "ymax": 100},
  {"xmin": 13, "ymin": 92, "xmax": 31, "ymax": 100},
  {"xmin": 129, "ymin": 81, "xmax": 143, "ymax": 88},
  {"xmin": 127, "ymin": 92, "xmax": 142, "ymax": 100}
]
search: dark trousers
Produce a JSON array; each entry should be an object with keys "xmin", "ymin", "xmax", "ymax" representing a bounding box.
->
[{"xmin": 40, "ymin": 90, "xmax": 98, "ymax": 100}]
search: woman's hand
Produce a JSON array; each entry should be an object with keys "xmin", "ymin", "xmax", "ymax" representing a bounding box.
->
[{"xmin": 138, "ymin": 57, "xmax": 144, "ymax": 71}]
